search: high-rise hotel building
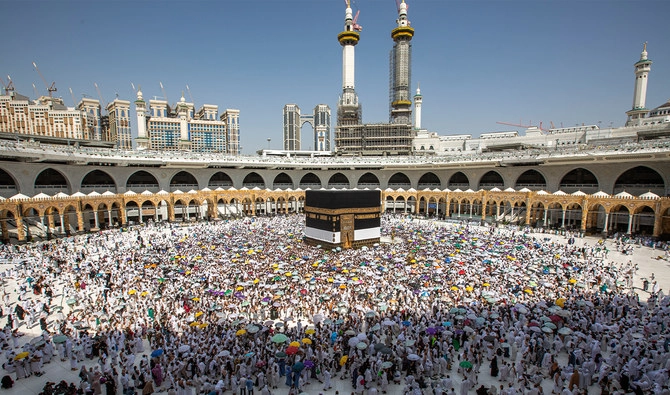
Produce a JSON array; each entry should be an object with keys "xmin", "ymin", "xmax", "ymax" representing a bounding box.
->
[
  {"xmin": 134, "ymin": 88, "xmax": 239, "ymax": 154},
  {"xmin": 0, "ymin": 91, "xmax": 128, "ymax": 147}
]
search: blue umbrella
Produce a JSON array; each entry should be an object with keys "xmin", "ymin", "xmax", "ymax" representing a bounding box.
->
[
  {"xmin": 292, "ymin": 361, "xmax": 304, "ymax": 372},
  {"xmin": 401, "ymin": 320, "xmax": 412, "ymax": 327},
  {"xmin": 151, "ymin": 349, "xmax": 164, "ymax": 358}
]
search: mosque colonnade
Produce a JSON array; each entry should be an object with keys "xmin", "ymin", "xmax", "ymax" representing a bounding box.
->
[{"xmin": 0, "ymin": 189, "xmax": 668, "ymax": 242}]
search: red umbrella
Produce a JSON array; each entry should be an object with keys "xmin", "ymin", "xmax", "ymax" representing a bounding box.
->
[
  {"xmin": 549, "ymin": 315, "xmax": 562, "ymax": 323},
  {"xmin": 527, "ymin": 322, "xmax": 539, "ymax": 327},
  {"xmin": 286, "ymin": 346, "xmax": 299, "ymax": 355},
  {"xmin": 458, "ymin": 270, "xmax": 466, "ymax": 275},
  {"xmin": 300, "ymin": 289, "xmax": 307, "ymax": 295}
]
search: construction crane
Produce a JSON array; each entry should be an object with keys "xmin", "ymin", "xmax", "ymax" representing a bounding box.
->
[
  {"xmin": 0, "ymin": 75, "xmax": 15, "ymax": 95},
  {"xmin": 32, "ymin": 83, "xmax": 39, "ymax": 98},
  {"xmin": 185, "ymin": 84, "xmax": 194, "ymax": 103},
  {"xmin": 32, "ymin": 62, "xmax": 57, "ymax": 97},
  {"xmin": 496, "ymin": 120, "xmax": 548, "ymax": 132},
  {"xmin": 94, "ymin": 82, "xmax": 107, "ymax": 109},
  {"xmin": 69, "ymin": 87, "xmax": 77, "ymax": 107},
  {"xmin": 352, "ymin": 10, "xmax": 362, "ymax": 31}
]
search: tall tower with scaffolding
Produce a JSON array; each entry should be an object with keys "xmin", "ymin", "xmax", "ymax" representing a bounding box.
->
[
  {"xmin": 336, "ymin": 0, "xmax": 362, "ymax": 126},
  {"xmin": 389, "ymin": 0, "xmax": 414, "ymax": 124}
]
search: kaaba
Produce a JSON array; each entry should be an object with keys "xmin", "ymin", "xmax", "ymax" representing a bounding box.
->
[{"xmin": 304, "ymin": 190, "xmax": 381, "ymax": 249}]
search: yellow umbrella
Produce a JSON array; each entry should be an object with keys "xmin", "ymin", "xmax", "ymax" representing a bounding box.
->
[
  {"xmin": 465, "ymin": 286, "xmax": 474, "ymax": 292},
  {"xmin": 327, "ymin": 278, "xmax": 334, "ymax": 283},
  {"xmin": 236, "ymin": 286, "xmax": 244, "ymax": 291},
  {"xmin": 253, "ymin": 279, "xmax": 259, "ymax": 284},
  {"xmin": 128, "ymin": 289, "xmax": 137, "ymax": 295},
  {"xmin": 555, "ymin": 298, "xmax": 566, "ymax": 307},
  {"xmin": 189, "ymin": 322, "xmax": 199, "ymax": 327},
  {"xmin": 14, "ymin": 352, "xmax": 29, "ymax": 361},
  {"xmin": 236, "ymin": 329, "xmax": 247, "ymax": 336},
  {"xmin": 339, "ymin": 284, "xmax": 346, "ymax": 289},
  {"xmin": 195, "ymin": 311, "xmax": 204, "ymax": 318},
  {"xmin": 301, "ymin": 338, "xmax": 313, "ymax": 345},
  {"xmin": 192, "ymin": 297, "xmax": 200, "ymax": 302},
  {"xmin": 289, "ymin": 341, "xmax": 301, "ymax": 347},
  {"xmin": 339, "ymin": 355, "xmax": 348, "ymax": 366},
  {"xmin": 272, "ymin": 264, "xmax": 279, "ymax": 268},
  {"xmin": 524, "ymin": 288, "xmax": 533, "ymax": 295},
  {"xmin": 305, "ymin": 329, "xmax": 316, "ymax": 335},
  {"xmin": 210, "ymin": 246, "xmax": 215, "ymax": 250},
  {"xmin": 342, "ymin": 269, "xmax": 349, "ymax": 274},
  {"xmin": 198, "ymin": 323, "xmax": 209, "ymax": 329},
  {"xmin": 568, "ymin": 279, "xmax": 577, "ymax": 284},
  {"xmin": 285, "ymin": 272, "xmax": 292, "ymax": 277},
  {"xmin": 482, "ymin": 283, "xmax": 491, "ymax": 287},
  {"xmin": 312, "ymin": 263, "xmax": 319, "ymax": 267},
  {"xmin": 450, "ymin": 286, "xmax": 459, "ymax": 291},
  {"xmin": 140, "ymin": 291, "xmax": 149, "ymax": 297}
]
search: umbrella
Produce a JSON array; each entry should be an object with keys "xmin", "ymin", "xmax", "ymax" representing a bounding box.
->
[
  {"xmin": 52, "ymin": 335, "xmax": 67, "ymax": 344},
  {"xmin": 236, "ymin": 329, "xmax": 247, "ymax": 336},
  {"xmin": 275, "ymin": 351, "xmax": 287, "ymax": 358},
  {"xmin": 484, "ymin": 335, "xmax": 496, "ymax": 342},
  {"xmin": 426, "ymin": 327, "xmax": 438, "ymax": 335},
  {"xmin": 292, "ymin": 361, "xmax": 305, "ymax": 372},
  {"xmin": 151, "ymin": 349, "xmax": 164, "ymax": 358},
  {"xmin": 558, "ymin": 327, "xmax": 573, "ymax": 335},
  {"xmin": 379, "ymin": 347, "xmax": 393, "ymax": 355},
  {"xmin": 544, "ymin": 322, "xmax": 557, "ymax": 330},
  {"xmin": 374, "ymin": 343, "xmax": 386, "ymax": 351},
  {"xmin": 459, "ymin": 361, "xmax": 473, "ymax": 369},
  {"xmin": 271, "ymin": 334, "xmax": 288, "ymax": 343},
  {"xmin": 14, "ymin": 352, "xmax": 30, "ymax": 361},
  {"xmin": 339, "ymin": 355, "xmax": 348, "ymax": 366},
  {"xmin": 302, "ymin": 338, "xmax": 313, "ymax": 345},
  {"xmin": 356, "ymin": 342, "xmax": 368, "ymax": 350},
  {"xmin": 247, "ymin": 325, "xmax": 260, "ymax": 334},
  {"xmin": 286, "ymin": 346, "xmax": 299, "ymax": 355},
  {"xmin": 542, "ymin": 327, "xmax": 553, "ymax": 333},
  {"xmin": 381, "ymin": 361, "xmax": 393, "ymax": 369},
  {"xmin": 289, "ymin": 341, "xmax": 301, "ymax": 348},
  {"xmin": 178, "ymin": 345, "xmax": 191, "ymax": 353},
  {"xmin": 407, "ymin": 353, "xmax": 421, "ymax": 361}
]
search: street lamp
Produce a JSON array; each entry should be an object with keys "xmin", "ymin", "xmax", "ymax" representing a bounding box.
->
[{"xmin": 267, "ymin": 138, "xmax": 271, "ymax": 150}]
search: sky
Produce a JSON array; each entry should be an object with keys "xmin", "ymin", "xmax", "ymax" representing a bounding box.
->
[{"xmin": 1, "ymin": 0, "xmax": 669, "ymax": 154}]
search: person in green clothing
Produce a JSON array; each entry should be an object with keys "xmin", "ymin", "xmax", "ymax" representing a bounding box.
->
[{"xmin": 148, "ymin": 307, "xmax": 155, "ymax": 320}]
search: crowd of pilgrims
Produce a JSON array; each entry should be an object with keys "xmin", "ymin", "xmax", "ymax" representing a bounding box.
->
[{"xmin": 0, "ymin": 213, "xmax": 667, "ymax": 395}]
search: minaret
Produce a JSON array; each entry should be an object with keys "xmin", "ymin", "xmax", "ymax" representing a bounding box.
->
[
  {"xmin": 389, "ymin": 0, "xmax": 414, "ymax": 124},
  {"xmin": 413, "ymin": 84, "xmax": 422, "ymax": 130},
  {"xmin": 625, "ymin": 43, "xmax": 652, "ymax": 126},
  {"xmin": 336, "ymin": 0, "xmax": 362, "ymax": 126},
  {"xmin": 135, "ymin": 87, "xmax": 149, "ymax": 150},
  {"xmin": 177, "ymin": 92, "xmax": 192, "ymax": 151}
]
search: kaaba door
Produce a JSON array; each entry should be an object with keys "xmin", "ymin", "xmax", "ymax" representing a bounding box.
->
[{"xmin": 341, "ymin": 214, "xmax": 354, "ymax": 249}]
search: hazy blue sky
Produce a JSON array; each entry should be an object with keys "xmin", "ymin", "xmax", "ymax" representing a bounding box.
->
[{"xmin": 2, "ymin": 0, "xmax": 669, "ymax": 154}]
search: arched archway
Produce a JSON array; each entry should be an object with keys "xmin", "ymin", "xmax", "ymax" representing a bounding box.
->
[
  {"xmin": 478, "ymin": 171, "xmax": 504, "ymax": 190},
  {"xmin": 327, "ymin": 173, "xmax": 350, "ymax": 189},
  {"xmin": 208, "ymin": 172, "xmax": 233, "ymax": 189},
  {"xmin": 515, "ymin": 170, "xmax": 547, "ymax": 190},
  {"xmin": 272, "ymin": 173, "xmax": 294, "ymax": 190},
  {"xmin": 418, "ymin": 172, "xmax": 441, "ymax": 190},
  {"xmin": 388, "ymin": 173, "xmax": 411, "ymax": 189},
  {"xmin": 242, "ymin": 172, "xmax": 265, "ymax": 189},
  {"xmin": 299, "ymin": 173, "xmax": 322, "ymax": 189},
  {"xmin": 81, "ymin": 170, "xmax": 116, "ymax": 193},
  {"xmin": 170, "ymin": 171, "xmax": 199, "ymax": 191},
  {"xmin": 559, "ymin": 168, "xmax": 598, "ymax": 193},
  {"xmin": 126, "ymin": 171, "xmax": 159, "ymax": 192},
  {"xmin": 35, "ymin": 168, "xmax": 69, "ymax": 194},
  {"xmin": 614, "ymin": 166, "xmax": 665, "ymax": 196},
  {"xmin": 448, "ymin": 172, "xmax": 469, "ymax": 190},
  {"xmin": 0, "ymin": 168, "xmax": 18, "ymax": 198},
  {"xmin": 358, "ymin": 173, "xmax": 380, "ymax": 189},
  {"xmin": 632, "ymin": 205, "xmax": 656, "ymax": 235}
]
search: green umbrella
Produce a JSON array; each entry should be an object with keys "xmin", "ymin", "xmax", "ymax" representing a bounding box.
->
[
  {"xmin": 52, "ymin": 335, "xmax": 67, "ymax": 344},
  {"xmin": 459, "ymin": 361, "xmax": 473, "ymax": 369},
  {"xmin": 271, "ymin": 334, "xmax": 289, "ymax": 343}
]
